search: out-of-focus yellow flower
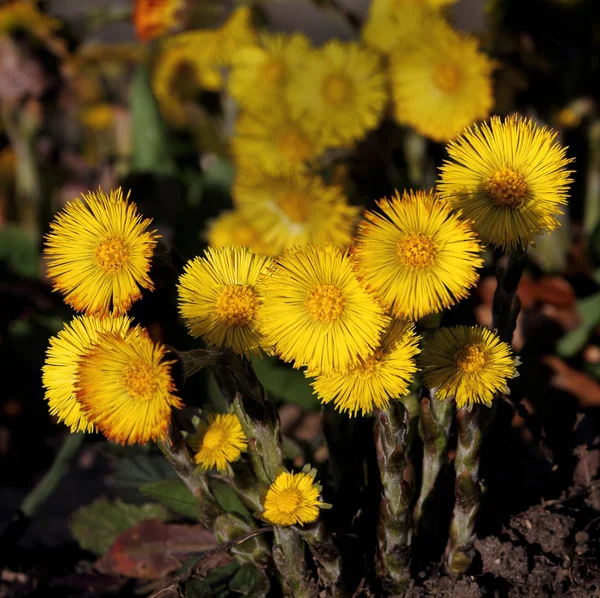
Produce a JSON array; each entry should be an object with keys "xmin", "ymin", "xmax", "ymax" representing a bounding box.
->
[
  {"xmin": 229, "ymin": 33, "xmax": 311, "ymax": 113},
  {"xmin": 232, "ymin": 108, "xmax": 326, "ymax": 175},
  {"xmin": 263, "ymin": 470, "xmax": 326, "ymax": 526},
  {"xmin": 44, "ymin": 188, "xmax": 159, "ymax": 316},
  {"xmin": 193, "ymin": 413, "xmax": 247, "ymax": 471},
  {"xmin": 79, "ymin": 103, "xmax": 115, "ymax": 132},
  {"xmin": 205, "ymin": 209, "xmax": 268, "ymax": 254},
  {"xmin": 0, "ymin": 1, "xmax": 63, "ymax": 52},
  {"xmin": 310, "ymin": 319, "xmax": 420, "ymax": 416},
  {"xmin": 438, "ymin": 115, "xmax": 574, "ymax": 250},
  {"xmin": 286, "ymin": 40, "xmax": 387, "ymax": 147},
  {"xmin": 362, "ymin": 1, "xmax": 444, "ymax": 55},
  {"xmin": 233, "ymin": 170, "xmax": 359, "ymax": 256},
  {"xmin": 352, "ymin": 190, "xmax": 483, "ymax": 320},
  {"xmin": 77, "ymin": 327, "xmax": 182, "ymax": 445},
  {"xmin": 260, "ymin": 244, "xmax": 389, "ymax": 376},
  {"xmin": 134, "ymin": 0, "xmax": 184, "ymax": 42},
  {"xmin": 43, "ymin": 315, "xmax": 132, "ymax": 433},
  {"xmin": 421, "ymin": 326, "xmax": 518, "ymax": 408},
  {"xmin": 390, "ymin": 20, "xmax": 494, "ymax": 142},
  {"xmin": 178, "ymin": 247, "xmax": 273, "ymax": 357}
]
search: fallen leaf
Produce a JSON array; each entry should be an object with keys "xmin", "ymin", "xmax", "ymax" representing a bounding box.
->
[
  {"xmin": 96, "ymin": 519, "xmax": 217, "ymax": 580},
  {"xmin": 543, "ymin": 356, "xmax": 600, "ymax": 407}
]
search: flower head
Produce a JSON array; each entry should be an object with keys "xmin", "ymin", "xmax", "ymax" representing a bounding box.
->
[
  {"xmin": 438, "ymin": 115, "xmax": 574, "ymax": 250},
  {"xmin": 44, "ymin": 188, "xmax": 159, "ymax": 316},
  {"xmin": 76, "ymin": 328, "xmax": 182, "ymax": 445},
  {"xmin": 232, "ymin": 108, "xmax": 325, "ymax": 175},
  {"xmin": 286, "ymin": 40, "xmax": 387, "ymax": 147},
  {"xmin": 134, "ymin": 0, "xmax": 184, "ymax": 41},
  {"xmin": 420, "ymin": 326, "xmax": 517, "ymax": 408},
  {"xmin": 178, "ymin": 247, "xmax": 273, "ymax": 357},
  {"xmin": 193, "ymin": 413, "xmax": 247, "ymax": 471},
  {"xmin": 233, "ymin": 170, "xmax": 359, "ymax": 256},
  {"xmin": 205, "ymin": 210, "xmax": 268, "ymax": 254},
  {"xmin": 263, "ymin": 470, "xmax": 325, "ymax": 526},
  {"xmin": 229, "ymin": 33, "xmax": 311, "ymax": 112},
  {"xmin": 353, "ymin": 190, "xmax": 483, "ymax": 320},
  {"xmin": 390, "ymin": 20, "xmax": 494, "ymax": 142},
  {"xmin": 260, "ymin": 244, "xmax": 389, "ymax": 375},
  {"xmin": 42, "ymin": 315, "xmax": 132, "ymax": 433},
  {"xmin": 311, "ymin": 319, "xmax": 420, "ymax": 416}
]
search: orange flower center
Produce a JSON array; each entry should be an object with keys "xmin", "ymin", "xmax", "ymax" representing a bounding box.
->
[
  {"xmin": 485, "ymin": 167, "xmax": 528, "ymax": 208},
  {"xmin": 215, "ymin": 285, "xmax": 258, "ymax": 326},
  {"xmin": 306, "ymin": 284, "xmax": 345, "ymax": 322},
  {"xmin": 275, "ymin": 488, "xmax": 303, "ymax": 514},
  {"xmin": 122, "ymin": 359, "xmax": 159, "ymax": 402},
  {"xmin": 278, "ymin": 129, "xmax": 313, "ymax": 164},
  {"xmin": 355, "ymin": 350, "xmax": 384, "ymax": 378},
  {"xmin": 454, "ymin": 344, "xmax": 487, "ymax": 373},
  {"xmin": 397, "ymin": 233, "xmax": 438, "ymax": 269},
  {"xmin": 278, "ymin": 191, "xmax": 309, "ymax": 223},
  {"xmin": 202, "ymin": 425, "xmax": 227, "ymax": 450},
  {"xmin": 95, "ymin": 237, "xmax": 130, "ymax": 274},
  {"xmin": 433, "ymin": 63, "xmax": 463, "ymax": 93},
  {"xmin": 263, "ymin": 59, "xmax": 285, "ymax": 84},
  {"xmin": 322, "ymin": 74, "xmax": 353, "ymax": 105}
]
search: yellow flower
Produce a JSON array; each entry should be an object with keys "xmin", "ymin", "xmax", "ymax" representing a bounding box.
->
[
  {"xmin": 42, "ymin": 315, "xmax": 132, "ymax": 433},
  {"xmin": 310, "ymin": 319, "xmax": 420, "ymax": 416},
  {"xmin": 438, "ymin": 115, "xmax": 575, "ymax": 250},
  {"xmin": 76, "ymin": 327, "xmax": 182, "ymax": 445},
  {"xmin": 233, "ymin": 170, "xmax": 359, "ymax": 256},
  {"xmin": 134, "ymin": 0, "xmax": 183, "ymax": 41},
  {"xmin": 79, "ymin": 103, "xmax": 114, "ymax": 132},
  {"xmin": 178, "ymin": 247, "xmax": 273, "ymax": 357},
  {"xmin": 263, "ymin": 470, "xmax": 324, "ymax": 526},
  {"xmin": 193, "ymin": 413, "xmax": 247, "ymax": 471},
  {"xmin": 286, "ymin": 40, "xmax": 388, "ymax": 147},
  {"xmin": 390, "ymin": 20, "xmax": 494, "ymax": 142},
  {"xmin": 260, "ymin": 244, "xmax": 389, "ymax": 375},
  {"xmin": 420, "ymin": 326, "xmax": 517, "ymax": 408},
  {"xmin": 205, "ymin": 209, "xmax": 268, "ymax": 254},
  {"xmin": 232, "ymin": 108, "xmax": 326, "ymax": 175},
  {"xmin": 353, "ymin": 190, "xmax": 483, "ymax": 320},
  {"xmin": 362, "ymin": 1, "xmax": 443, "ymax": 55},
  {"xmin": 44, "ymin": 188, "xmax": 159, "ymax": 316},
  {"xmin": 229, "ymin": 33, "xmax": 311, "ymax": 113}
]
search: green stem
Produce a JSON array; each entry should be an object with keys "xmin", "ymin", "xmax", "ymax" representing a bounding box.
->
[
  {"xmin": 158, "ymin": 424, "xmax": 222, "ymax": 530},
  {"xmin": 413, "ymin": 392, "xmax": 453, "ymax": 533},
  {"xmin": 446, "ymin": 406, "xmax": 482, "ymax": 577},
  {"xmin": 376, "ymin": 402, "xmax": 412, "ymax": 593},
  {"xmin": 584, "ymin": 121, "xmax": 600, "ymax": 236},
  {"xmin": 22, "ymin": 432, "xmax": 83, "ymax": 517},
  {"xmin": 273, "ymin": 526, "xmax": 318, "ymax": 598}
]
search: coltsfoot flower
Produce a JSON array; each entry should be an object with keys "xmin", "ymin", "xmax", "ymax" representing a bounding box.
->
[
  {"xmin": 438, "ymin": 115, "xmax": 574, "ymax": 250},
  {"xmin": 42, "ymin": 315, "xmax": 132, "ymax": 433},
  {"xmin": 310, "ymin": 319, "xmax": 420, "ymax": 416},
  {"xmin": 352, "ymin": 190, "xmax": 483, "ymax": 320},
  {"xmin": 420, "ymin": 326, "xmax": 518, "ymax": 408},
  {"xmin": 44, "ymin": 188, "xmax": 159, "ymax": 316},
  {"xmin": 193, "ymin": 413, "xmax": 247, "ymax": 471},
  {"xmin": 76, "ymin": 327, "xmax": 182, "ymax": 445},
  {"xmin": 134, "ymin": 0, "xmax": 183, "ymax": 42},
  {"xmin": 262, "ymin": 470, "xmax": 327, "ymax": 526},
  {"xmin": 177, "ymin": 247, "xmax": 273, "ymax": 357},
  {"xmin": 260, "ymin": 244, "xmax": 389, "ymax": 375}
]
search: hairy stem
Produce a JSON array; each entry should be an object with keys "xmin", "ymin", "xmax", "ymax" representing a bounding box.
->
[{"xmin": 273, "ymin": 526, "xmax": 318, "ymax": 597}]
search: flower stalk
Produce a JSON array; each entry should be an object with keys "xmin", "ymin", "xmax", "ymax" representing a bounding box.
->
[
  {"xmin": 273, "ymin": 526, "xmax": 318, "ymax": 598},
  {"xmin": 376, "ymin": 401, "xmax": 413, "ymax": 593},
  {"xmin": 446, "ymin": 406, "xmax": 482, "ymax": 576}
]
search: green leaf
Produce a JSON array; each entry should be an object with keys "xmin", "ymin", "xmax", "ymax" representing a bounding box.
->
[
  {"xmin": 0, "ymin": 224, "xmax": 39, "ymax": 277},
  {"xmin": 208, "ymin": 479, "xmax": 251, "ymax": 521},
  {"xmin": 252, "ymin": 356, "xmax": 319, "ymax": 411},
  {"xmin": 139, "ymin": 477, "xmax": 202, "ymax": 519},
  {"xmin": 69, "ymin": 498, "xmax": 169, "ymax": 555},
  {"xmin": 229, "ymin": 564, "xmax": 270, "ymax": 597},
  {"xmin": 557, "ymin": 291, "xmax": 600, "ymax": 357},
  {"xmin": 130, "ymin": 64, "xmax": 175, "ymax": 175}
]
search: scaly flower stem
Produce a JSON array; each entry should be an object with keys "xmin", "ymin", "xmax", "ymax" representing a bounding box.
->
[
  {"xmin": 446, "ymin": 407, "xmax": 482, "ymax": 577},
  {"xmin": 413, "ymin": 392, "xmax": 453, "ymax": 534},
  {"xmin": 376, "ymin": 401, "xmax": 412, "ymax": 593},
  {"xmin": 273, "ymin": 526, "xmax": 318, "ymax": 598},
  {"xmin": 158, "ymin": 423, "xmax": 222, "ymax": 530}
]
